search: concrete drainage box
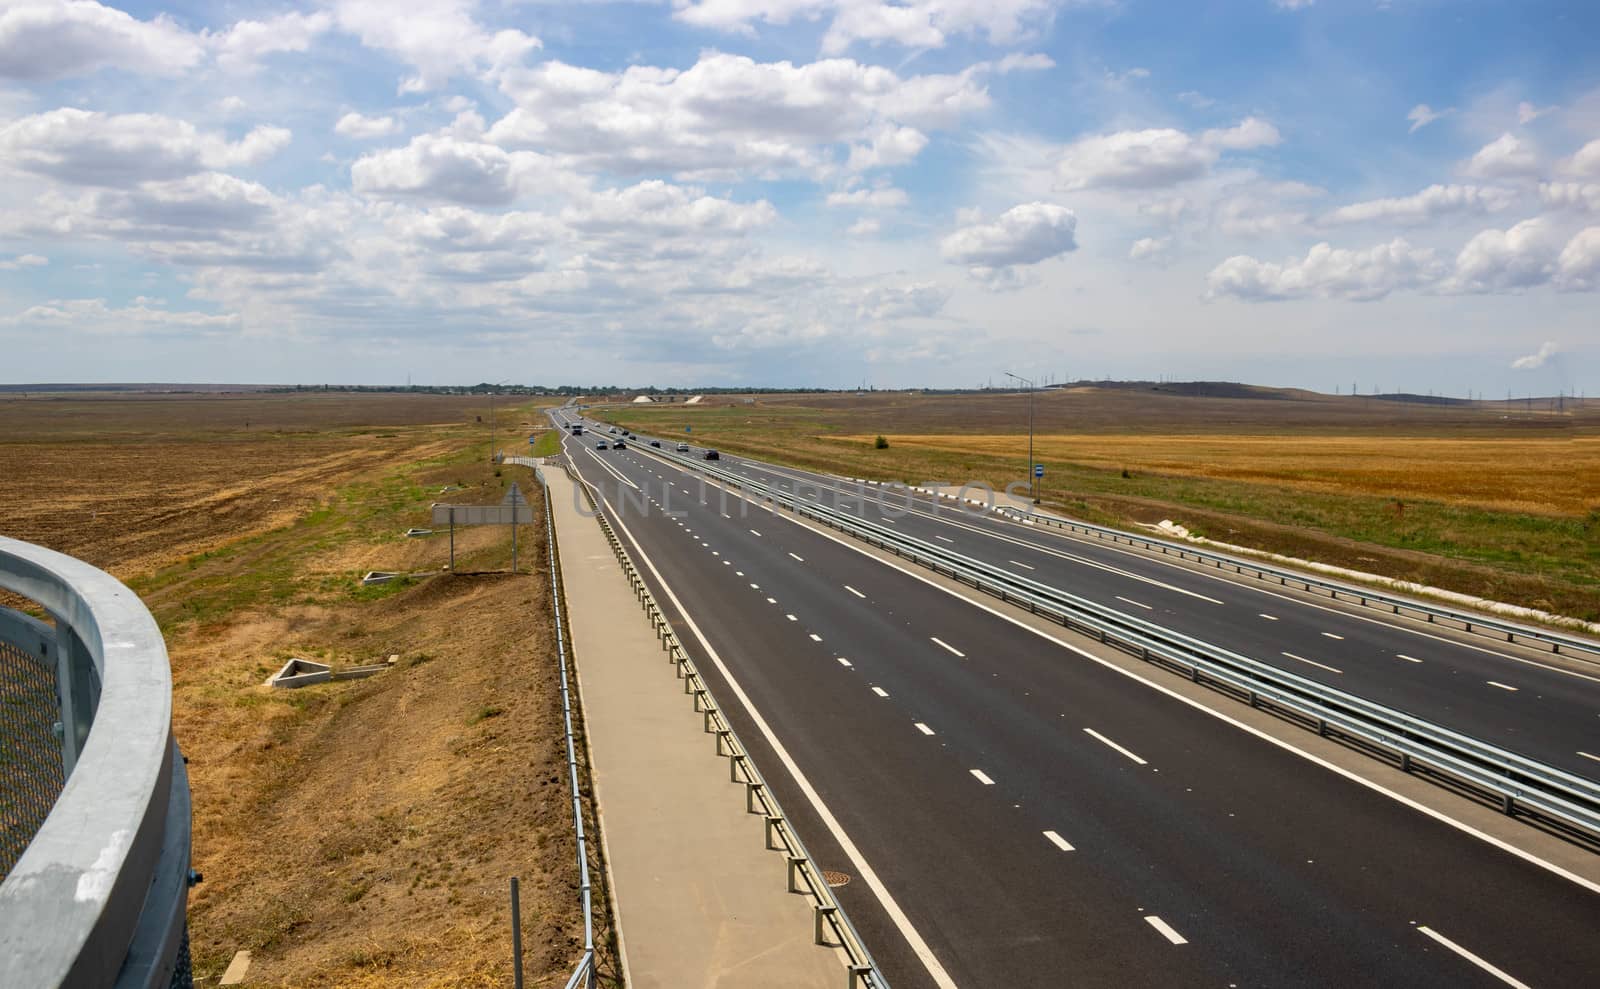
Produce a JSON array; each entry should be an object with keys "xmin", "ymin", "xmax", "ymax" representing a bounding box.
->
[
  {"xmin": 267, "ymin": 658, "xmax": 331, "ymax": 689},
  {"xmin": 267, "ymin": 656, "xmax": 394, "ymax": 689}
]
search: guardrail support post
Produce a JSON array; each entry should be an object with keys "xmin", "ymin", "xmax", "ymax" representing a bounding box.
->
[
  {"xmin": 746, "ymin": 782, "xmax": 764, "ymax": 814},
  {"xmin": 765, "ymin": 815, "xmax": 783, "ymax": 850},
  {"xmin": 814, "ymin": 905, "xmax": 838, "ymax": 946},
  {"xmin": 787, "ymin": 856, "xmax": 805, "ymax": 892}
]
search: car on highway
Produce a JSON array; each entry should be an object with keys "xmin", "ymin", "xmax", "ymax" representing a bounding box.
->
[
  {"xmin": 595, "ymin": 440, "xmax": 608, "ymax": 449},
  {"xmin": 650, "ymin": 440, "xmax": 662, "ymax": 448},
  {"xmin": 703, "ymin": 449, "xmax": 720, "ymax": 460},
  {"xmin": 676, "ymin": 442, "xmax": 690, "ymax": 452},
  {"xmin": 613, "ymin": 439, "xmax": 626, "ymax": 449}
]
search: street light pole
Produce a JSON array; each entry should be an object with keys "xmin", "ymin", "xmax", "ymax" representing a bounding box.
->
[
  {"xmin": 1003, "ymin": 371, "xmax": 1039, "ymax": 504},
  {"xmin": 489, "ymin": 378, "xmax": 510, "ymax": 464}
]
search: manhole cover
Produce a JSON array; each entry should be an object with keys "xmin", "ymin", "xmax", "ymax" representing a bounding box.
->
[{"xmin": 823, "ymin": 871, "xmax": 851, "ymax": 888}]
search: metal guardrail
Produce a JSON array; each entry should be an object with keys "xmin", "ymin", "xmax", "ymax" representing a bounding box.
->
[
  {"xmin": 633, "ymin": 445, "xmax": 1600, "ymax": 844},
  {"xmin": 531, "ymin": 468, "xmax": 601, "ymax": 989},
  {"xmin": 851, "ymin": 480, "xmax": 1600, "ymax": 661},
  {"xmin": 0, "ymin": 536, "xmax": 193, "ymax": 988},
  {"xmin": 557, "ymin": 457, "xmax": 887, "ymax": 988}
]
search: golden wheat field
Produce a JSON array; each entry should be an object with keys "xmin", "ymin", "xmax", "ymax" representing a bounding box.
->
[{"xmin": 838, "ymin": 433, "xmax": 1600, "ymax": 517}]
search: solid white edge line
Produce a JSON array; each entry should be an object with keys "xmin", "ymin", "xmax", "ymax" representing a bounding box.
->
[
  {"xmin": 1083, "ymin": 728, "xmax": 1148, "ymax": 766},
  {"xmin": 930, "ymin": 636, "xmax": 965, "ymax": 658},
  {"xmin": 1043, "ymin": 830, "xmax": 1074, "ymax": 852},
  {"xmin": 845, "ymin": 585, "xmax": 866, "ymax": 598},
  {"xmin": 621, "ymin": 439, "xmax": 1600, "ymax": 899},
  {"xmin": 1144, "ymin": 915, "xmax": 1188, "ymax": 946},
  {"xmin": 1417, "ymin": 926, "xmax": 1530, "ymax": 988},
  {"xmin": 573, "ymin": 465, "xmax": 960, "ymax": 989},
  {"xmin": 970, "ymin": 769, "xmax": 995, "ymax": 785}
]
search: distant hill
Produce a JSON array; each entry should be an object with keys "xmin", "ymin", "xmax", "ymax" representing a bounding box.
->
[{"xmin": 0, "ymin": 382, "xmax": 284, "ymax": 394}]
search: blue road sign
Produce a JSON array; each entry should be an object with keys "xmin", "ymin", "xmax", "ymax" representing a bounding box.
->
[
  {"xmin": 1034, "ymin": 464, "xmax": 1045, "ymax": 478},
  {"xmin": 686, "ymin": 425, "xmax": 692, "ymax": 433}
]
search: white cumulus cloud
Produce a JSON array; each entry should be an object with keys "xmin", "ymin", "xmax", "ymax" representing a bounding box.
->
[
  {"xmin": 0, "ymin": 0, "xmax": 204, "ymax": 80},
  {"xmin": 0, "ymin": 109, "xmax": 291, "ymax": 187},
  {"xmin": 1205, "ymin": 239, "xmax": 1445, "ymax": 302},
  {"xmin": 333, "ymin": 0, "xmax": 541, "ymax": 93},
  {"xmin": 335, "ymin": 112, "xmax": 401, "ymax": 140},
  {"xmin": 1057, "ymin": 118, "xmax": 1279, "ymax": 191},
  {"xmin": 1322, "ymin": 184, "xmax": 1517, "ymax": 226},
  {"xmin": 1461, "ymin": 133, "xmax": 1540, "ymax": 180},
  {"xmin": 1128, "ymin": 236, "xmax": 1172, "ymax": 261},
  {"xmin": 671, "ymin": 0, "xmax": 1066, "ymax": 56},
  {"xmin": 0, "ymin": 253, "xmax": 48, "ymax": 270},
  {"xmin": 1406, "ymin": 104, "xmax": 1450, "ymax": 133},
  {"xmin": 214, "ymin": 10, "xmax": 332, "ymax": 69},
  {"xmin": 1510, "ymin": 341, "xmax": 1557, "ymax": 369},
  {"xmin": 941, "ymin": 202, "xmax": 1077, "ymax": 268}
]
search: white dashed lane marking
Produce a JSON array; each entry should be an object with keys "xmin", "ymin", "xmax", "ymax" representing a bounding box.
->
[
  {"xmin": 1282, "ymin": 652, "xmax": 1343, "ymax": 674},
  {"xmin": 1398, "ymin": 654, "xmax": 1423, "ymax": 663},
  {"xmin": 810, "ymin": 633, "xmax": 823, "ymax": 642},
  {"xmin": 1322, "ymin": 632, "xmax": 1345, "ymax": 640},
  {"xmin": 970, "ymin": 769, "xmax": 995, "ymax": 785},
  {"xmin": 930, "ymin": 637, "xmax": 965, "ymax": 658},
  {"xmin": 1043, "ymin": 830, "xmax": 1074, "ymax": 852},
  {"xmin": 845, "ymin": 585, "xmax": 866, "ymax": 598},
  {"xmin": 789, "ymin": 552, "xmax": 805, "ymax": 563},
  {"xmin": 1008, "ymin": 559, "xmax": 1035, "ymax": 570},
  {"xmin": 1259, "ymin": 613, "xmax": 1278, "ymax": 621},
  {"xmin": 915, "ymin": 723, "xmax": 935, "ymax": 735},
  {"xmin": 1115, "ymin": 596, "xmax": 1152, "ymax": 610},
  {"xmin": 837, "ymin": 657, "xmax": 853, "ymax": 668},
  {"xmin": 871, "ymin": 687, "xmax": 889, "ymax": 698},
  {"xmin": 1487, "ymin": 681, "xmax": 1518, "ymax": 692},
  {"xmin": 1144, "ymin": 916, "xmax": 1188, "ymax": 946},
  {"xmin": 1083, "ymin": 728, "xmax": 1148, "ymax": 766}
]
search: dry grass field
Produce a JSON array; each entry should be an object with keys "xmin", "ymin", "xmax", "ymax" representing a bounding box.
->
[
  {"xmin": 0, "ymin": 392, "xmax": 615, "ymax": 986},
  {"xmin": 599, "ymin": 387, "xmax": 1600, "ymax": 621}
]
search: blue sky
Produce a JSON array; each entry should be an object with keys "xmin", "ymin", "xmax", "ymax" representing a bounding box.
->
[{"xmin": 0, "ymin": 0, "xmax": 1596, "ymax": 394}]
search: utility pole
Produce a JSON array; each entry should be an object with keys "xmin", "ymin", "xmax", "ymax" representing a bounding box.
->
[{"xmin": 1004, "ymin": 370, "xmax": 1040, "ymax": 504}]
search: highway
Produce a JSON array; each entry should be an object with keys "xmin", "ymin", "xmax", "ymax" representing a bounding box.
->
[
  {"xmin": 551, "ymin": 415, "xmax": 1600, "ymax": 988},
  {"xmin": 612, "ymin": 431, "xmax": 1600, "ymax": 779}
]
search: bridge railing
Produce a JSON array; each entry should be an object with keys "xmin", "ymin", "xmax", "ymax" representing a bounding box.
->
[{"xmin": 0, "ymin": 536, "xmax": 192, "ymax": 988}]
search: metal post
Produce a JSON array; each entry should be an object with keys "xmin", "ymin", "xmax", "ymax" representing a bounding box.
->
[
  {"xmin": 511, "ymin": 499, "xmax": 518, "ymax": 573},
  {"xmin": 449, "ymin": 508, "xmax": 456, "ymax": 572},
  {"xmin": 510, "ymin": 877, "xmax": 524, "ymax": 989}
]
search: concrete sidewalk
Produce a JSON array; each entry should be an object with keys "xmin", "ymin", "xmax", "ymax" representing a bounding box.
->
[{"xmin": 542, "ymin": 465, "xmax": 842, "ymax": 989}]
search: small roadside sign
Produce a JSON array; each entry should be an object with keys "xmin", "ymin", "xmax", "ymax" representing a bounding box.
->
[{"xmin": 1034, "ymin": 464, "xmax": 1045, "ymax": 478}]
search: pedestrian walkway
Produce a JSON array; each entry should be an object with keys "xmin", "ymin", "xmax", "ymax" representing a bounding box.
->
[{"xmin": 540, "ymin": 465, "xmax": 842, "ymax": 989}]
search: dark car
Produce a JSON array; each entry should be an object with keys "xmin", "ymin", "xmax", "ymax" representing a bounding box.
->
[
  {"xmin": 595, "ymin": 440, "xmax": 608, "ymax": 449},
  {"xmin": 613, "ymin": 438, "xmax": 626, "ymax": 449},
  {"xmin": 703, "ymin": 449, "xmax": 720, "ymax": 460},
  {"xmin": 650, "ymin": 440, "xmax": 662, "ymax": 448}
]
